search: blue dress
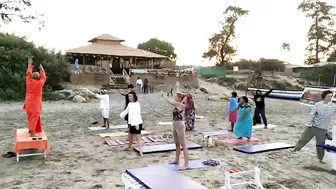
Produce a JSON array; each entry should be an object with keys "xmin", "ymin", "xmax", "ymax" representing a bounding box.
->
[{"xmin": 234, "ymin": 104, "xmax": 253, "ymax": 138}]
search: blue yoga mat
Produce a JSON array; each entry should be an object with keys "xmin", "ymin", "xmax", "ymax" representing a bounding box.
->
[
  {"xmin": 126, "ymin": 166, "xmax": 208, "ymax": 189},
  {"xmin": 148, "ymin": 159, "xmax": 227, "ymax": 171},
  {"xmin": 233, "ymin": 143, "xmax": 294, "ymax": 154},
  {"xmin": 133, "ymin": 140, "xmax": 202, "ymax": 154},
  {"xmin": 317, "ymin": 144, "xmax": 336, "ymax": 152}
]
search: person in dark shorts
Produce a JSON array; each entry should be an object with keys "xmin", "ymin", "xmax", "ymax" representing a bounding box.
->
[{"xmin": 120, "ymin": 91, "xmax": 144, "ymax": 157}]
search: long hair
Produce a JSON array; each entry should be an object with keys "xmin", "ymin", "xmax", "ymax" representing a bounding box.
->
[
  {"xmin": 128, "ymin": 91, "xmax": 138, "ymax": 102},
  {"xmin": 185, "ymin": 93, "xmax": 195, "ymax": 110}
]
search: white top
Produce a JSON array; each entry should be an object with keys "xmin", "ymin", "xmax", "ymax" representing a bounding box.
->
[
  {"xmin": 136, "ymin": 79, "xmax": 143, "ymax": 87},
  {"xmin": 95, "ymin": 94, "xmax": 109, "ymax": 110},
  {"xmin": 120, "ymin": 101, "xmax": 143, "ymax": 126}
]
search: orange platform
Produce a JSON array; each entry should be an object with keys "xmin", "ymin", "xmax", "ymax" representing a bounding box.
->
[{"xmin": 13, "ymin": 128, "xmax": 50, "ymax": 162}]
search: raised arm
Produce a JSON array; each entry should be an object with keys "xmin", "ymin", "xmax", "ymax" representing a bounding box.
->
[
  {"xmin": 263, "ymin": 89, "xmax": 274, "ymax": 97},
  {"xmin": 38, "ymin": 65, "xmax": 46, "ymax": 85},
  {"xmin": 306, "ymin": 105, "xmax": 317, "ymax": 127},
  {"xmin": 162, "ymin": 93, "xmax": 183, "ymax": 107},
  {"xmin": 26, "ymin": 59, "xmax": 33, "ymax": 79}
]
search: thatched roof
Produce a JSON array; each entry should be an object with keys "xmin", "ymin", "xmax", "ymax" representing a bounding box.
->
[
  {"xmin": 65, "ymin": 34, "xmax": 167, "ymax": 58},
  {"xmin": 88, "ymin": 34, "xmax": 124, "ymax": 43}
]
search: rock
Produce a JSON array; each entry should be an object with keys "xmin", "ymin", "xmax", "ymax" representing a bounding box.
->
[
  {"xmin": 72, "ymin": 95, "xmax": 87, "ymax": 103},
  {"xmin": 56, "ymin": 89, "xmax": 76, "ymax": 100},
  {"xmin": 200, "ymin": 87, "xmax": 208, "ymax": 93}
]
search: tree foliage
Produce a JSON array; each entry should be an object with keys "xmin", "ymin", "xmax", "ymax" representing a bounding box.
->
[
  {"xmin": 298, "ymin": 0, "xmax": 335, "ymax": 64},
  {"xmin": 0, "ymin": 0, "xmax": 44, "ymax": 29},
  {"xmin": 0, "ymin": 33, "xmax": 69, "ymax": 100},
  {"xmin": 229, "ymin": 58, "xmax": 286, "ymax": 71},
  {"xmin": 137, "ymin": 38, "xmax": 177, "ymax": 58},
  {"xmin": 280, "ymin": 42, "xmax": 291, "ymax": 51},
  {"xmin": 203, "ymin": 6, "xmax": 249, "ymax": 65}
]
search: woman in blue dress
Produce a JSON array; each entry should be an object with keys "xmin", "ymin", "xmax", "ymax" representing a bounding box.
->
[{"xmin": 234, "ymin": 96, "xmax": 253, "ymax": 141}]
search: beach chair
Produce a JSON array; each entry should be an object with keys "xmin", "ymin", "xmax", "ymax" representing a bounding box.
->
[
  {"xmin": 221, "ymin": 167, "xmax": 264, "ymax": 189},
  {"xmin": 13, "ymin": 128, "xmax": 50, "ymax": 162}
]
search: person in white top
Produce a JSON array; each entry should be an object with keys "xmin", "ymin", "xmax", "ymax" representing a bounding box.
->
[
  {"xmin": 136, "ymin": 77, "xmax": 143, "ymax": 94},
  {"xmin": 90, "ymin": 89, "xmax": 110, "ymax": 128},
  {"xmin": 120, "ymin": 91, "xmax": 143, "ymax": 157}
]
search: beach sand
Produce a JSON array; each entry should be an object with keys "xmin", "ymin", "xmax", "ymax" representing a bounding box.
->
[{"xmin": 0, "ymin": 84, "xmax": 336, "ymax": 189}]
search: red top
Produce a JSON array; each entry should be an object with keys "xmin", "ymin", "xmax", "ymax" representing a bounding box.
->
[{"xmin": 22, "ymin": 63, "xmax": 46, "ymax": 113}]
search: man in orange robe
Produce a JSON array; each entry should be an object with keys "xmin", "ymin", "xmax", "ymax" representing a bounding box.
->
[{"xmin": 23, "ymin": 58, "xmax": 46, "ymax": 137}]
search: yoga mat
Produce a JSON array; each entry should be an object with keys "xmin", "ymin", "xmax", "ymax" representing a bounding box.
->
[
  {"xmin": 158, "ymin": 122, "xmax": 172, "ymax": 126},
  {"xmin": 317, "ymin": 144, "xmax": 336, "ymax": 152},
  {"xmin": 133, "ymin": 140, "xmax": 202, "ymax": 154},
  {"xmin": 147, "ymin": 159, "xmax": 227, "ymax": 171},
  {"xmin": 126, "ymin": 166, "xmax": 208, "ymax": 189},
  {"xmin": 233, "ymin": 143, "xmax": 294, "ymax": 154},
  {"xmin": 195, "ymin": 115, "xmax": 204, "ymax": 119},
  {"xmin": 221, "ymin": 138, "xmax": 259, "ymax": 146},
  {"xmin": 253, "ymin": 124, "xmax": 277, "ymax": 130},
  {"xmin": 88, "ymin": 124, "xmax": 128, "ymax": 131},
  {"xmin": 99, "ymin": 131, "xmax": 151, "ymax": 138},
  {"xmin": 201, "ymin": 130, "xmax": 229, "ymax": 137}
]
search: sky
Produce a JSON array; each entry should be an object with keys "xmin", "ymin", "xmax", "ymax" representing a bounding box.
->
[{"xmin": 1, "ymin": 0, "xmax": 336, "ymax": 66}]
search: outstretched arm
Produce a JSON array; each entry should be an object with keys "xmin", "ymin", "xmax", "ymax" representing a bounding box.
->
[
  {"xmin": 263, "ymin": 89, "xmax": 274, "ymax": 97},
  {"xmin": 162, "ymin": 93, "xmax": 183, "ymax": 107},
  {"xmin": 120, "ymin": 105, "xmax": 130, "ymax": 119}
]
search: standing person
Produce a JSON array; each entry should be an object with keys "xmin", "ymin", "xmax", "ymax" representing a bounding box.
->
[
  {"xmin": 120, "ymin": 91, "xmax": 144, "ymax": 157},
  {"xmin": 183, "ymin": 93, "xmax": 196, "ymax": 131},
  {"xmin": 228, "ymin": 92, "xmax": 239, "ymax": 132},
  {"xmin": 136, "ymin": 77, "xmax": 143, "ymax": 94},
  {"xmin": 118, "ymin": 84, "xmax": 135, "ymax": 124},
  {"xmin": 162, "ymin": 92, "xmax": 189, "ymax": 170},
  {"xmin": 23, "ymin": 58, "xmax": 46, "ymax": 137},
  {"xmin": 143, "ymin": 78, "xmax": 149, "ymax": 94},
  {"xmin": 89, "ymin": 89, "xmax": 110, "ymax": 128},
  {"xmin": 234, "ymin": 96, "xmax": 253, "ymax": 141},
  {"xmin": 253, "ymin": 89, "xmax": 273, "ymax": 129},
  {"xmin": 292, "ymin": 90, "xmax": 336, "ymax": 164}
]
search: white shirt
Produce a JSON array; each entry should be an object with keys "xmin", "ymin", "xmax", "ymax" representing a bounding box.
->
[
  {"xmin": 120, "ymin": 101, "xmax": 143, "ymax": 126},
  {"xmin": 136, "ymin": 79, "xmax": 143, "ymax": 87},
  {"xmin": 95, "ymin": 94, "xmax": 109, "ymax": 110}
]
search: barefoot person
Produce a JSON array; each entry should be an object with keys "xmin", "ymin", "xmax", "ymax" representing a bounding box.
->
[
  {"xmin": 292, "ymin": 90, "xmax": 336, "ymax": 164},
  {"xmin": 253, "ymin": 89, "xmax": 273, "ymax": 128},
  {"xmin": 89, "ymin": 89, "xmax": 110, "ymax": 128},
  {"xmin": 23, "ymin": 58, "xmax": 46, "ymax": 137},
  {"xmin": 120, "ymin": 91, "xmax": 143, "ymax": 157},
  {"xmin": 183, "ymin": 93, "xmax": 196, "ymax": 131},
  {"xmin": 228, "ymin": 92, "xmax": 238, "ymax": 132},
  {"xmin": 162, "ymin": 91, "xmax": 189, "ymax": 170},
  {"xmin": 234, "ymin": 96, "xmax": 253, "ymax": 141}
]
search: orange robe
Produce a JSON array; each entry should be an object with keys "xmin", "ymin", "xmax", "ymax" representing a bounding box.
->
[{"xmin": 22, "ymin": 63, "xmax": 46, "ymax": 133}]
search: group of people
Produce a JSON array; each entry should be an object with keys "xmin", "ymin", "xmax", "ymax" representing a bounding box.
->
[
  {"xmin": 225, "ymin": 89, "xmax": 273, "ymax": 140},
  {"xmin": 135, "ymin": 77, "xmax": 153, "ymax": 94},
  {"xmin": 23, "ymin": 57, "xmax": 333, "ymax": 166}
]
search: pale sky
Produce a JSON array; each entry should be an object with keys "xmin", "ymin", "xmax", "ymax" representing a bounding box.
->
[{"xmin": 1, "ymin": 0, "xmax": 336, "ymax": 66}]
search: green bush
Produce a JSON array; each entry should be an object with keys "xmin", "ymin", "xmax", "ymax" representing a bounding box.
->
[
  {"xmin": 232, "ymin": 58, "xmax": 285, "ymax": 71},
  {"xmin": 301, "ymin": 64, "xmax": 336, "ymax": 86},
  {"xmin": 0, "ymin": 33, "xmax": 70, "ymax": 101}
]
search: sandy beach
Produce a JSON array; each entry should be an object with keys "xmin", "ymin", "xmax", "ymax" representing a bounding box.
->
[{"xmin": 0, "ymin": 83, "xmax": 336, "ymax": 189}]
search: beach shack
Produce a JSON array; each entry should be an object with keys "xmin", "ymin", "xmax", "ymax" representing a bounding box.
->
[{"xmin": 65, "ymin": 34, "xmax": 169, "ymax": 87}]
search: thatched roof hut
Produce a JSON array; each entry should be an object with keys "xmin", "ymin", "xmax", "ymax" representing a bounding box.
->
[{"xmin": 65, "ymin": 34, "xmax": 167, "ymax": 58}]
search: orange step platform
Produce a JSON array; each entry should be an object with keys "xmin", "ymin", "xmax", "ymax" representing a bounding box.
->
[{"xmin": 13, "ymin": 128, "xmax": 50, "ymax": 162}]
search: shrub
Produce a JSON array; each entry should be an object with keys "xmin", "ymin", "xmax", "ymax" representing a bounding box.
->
[
  {"xmin": 0, "ymin": 33, "xmax": 70, "ymax": 101},
  {"xmin": 301, "ymin": 64, "xmax": 336, "ymax": 86}
]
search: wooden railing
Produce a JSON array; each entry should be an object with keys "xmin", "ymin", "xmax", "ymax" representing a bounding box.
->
[
  {"xmin": 123, "ymin": 69, "xmax": 130, "ymax": 84},
  {"xmin": 109, "ymin": 70, "xmax": 116, "ymax": 85}
]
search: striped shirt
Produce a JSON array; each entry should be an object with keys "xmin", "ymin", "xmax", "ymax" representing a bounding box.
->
[{"xmin": 307, "ymin": 101, "xmax": 336, "ymax": 130}]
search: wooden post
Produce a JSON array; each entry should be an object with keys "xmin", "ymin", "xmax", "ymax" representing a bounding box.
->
[{"xmin": 151, "ymin": 59, "xmax": 154, "ymax": 69}]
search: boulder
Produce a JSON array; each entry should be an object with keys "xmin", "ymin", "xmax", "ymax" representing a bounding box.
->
[{"xmin": 72, "ymin": 95, "xmax": 87, "ymax": 103}]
